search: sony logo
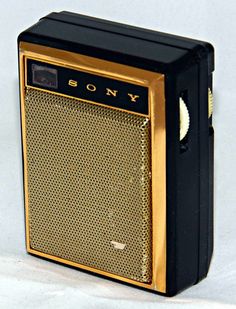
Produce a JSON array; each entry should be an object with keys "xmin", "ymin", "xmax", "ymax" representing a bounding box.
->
[{"xmin": 68, "ymin": 79, "xmax": 140, "ymax": 103}]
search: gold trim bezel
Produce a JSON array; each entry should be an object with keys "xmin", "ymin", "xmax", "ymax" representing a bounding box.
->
[
  {"xmin": 24, "ymin": 55, "xmax": 150, "ymax": 118},
  {"xmin": 19, "ymin": 42, "xmax": 166, "ymax": 293}
]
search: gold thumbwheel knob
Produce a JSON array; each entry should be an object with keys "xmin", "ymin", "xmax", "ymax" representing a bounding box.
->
[
  {"xmin": 179, "ymin": 97, "xmax": 190, "ymax": 141},
  {"xmin": 208, "ymin": 88, "xmax": 213, "ymax": 118}
]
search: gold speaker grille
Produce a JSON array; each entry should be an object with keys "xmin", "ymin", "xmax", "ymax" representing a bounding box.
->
[{"xmin": 24, "ymin": 88, "xmax": 152, "ymax": 283}]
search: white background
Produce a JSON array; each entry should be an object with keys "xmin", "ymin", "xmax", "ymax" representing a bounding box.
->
[{"xmin": 0, "ymin": 1, "xmax": 235, "ymax": 308}]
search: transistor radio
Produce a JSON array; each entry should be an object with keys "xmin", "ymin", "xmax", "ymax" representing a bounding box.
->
[{"xmin": 18, "ymin": 11, "xmax": 214, "ymax": 296}]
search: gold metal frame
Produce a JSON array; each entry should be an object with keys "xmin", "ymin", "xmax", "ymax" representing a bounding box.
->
[{"xmin": 19, "ymin": 42, "xmax": 166, "ymax": 293}]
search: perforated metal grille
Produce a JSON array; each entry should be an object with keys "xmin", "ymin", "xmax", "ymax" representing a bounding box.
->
[{"xmin": 24, "ymin": 88, "xmax": 152, "ymax": 283}]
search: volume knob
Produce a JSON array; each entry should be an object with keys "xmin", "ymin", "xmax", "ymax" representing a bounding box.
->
[
  {"xmin": 179, "ymin": 97, "xmax": 190, "ymax": 141},
  {"xmin": 208, "ymin": 88, "xmax": 213, "ymax": 118}
]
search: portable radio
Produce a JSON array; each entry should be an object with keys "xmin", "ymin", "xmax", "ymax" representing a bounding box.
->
[{"xmin": 18, "ymin": 11, "xmax": 214, "ymax": 296}]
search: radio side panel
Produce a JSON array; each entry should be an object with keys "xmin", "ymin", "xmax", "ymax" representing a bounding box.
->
[{"xmin": 165, "ymin": 48, "xmax": 213, "ymax": 295}]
